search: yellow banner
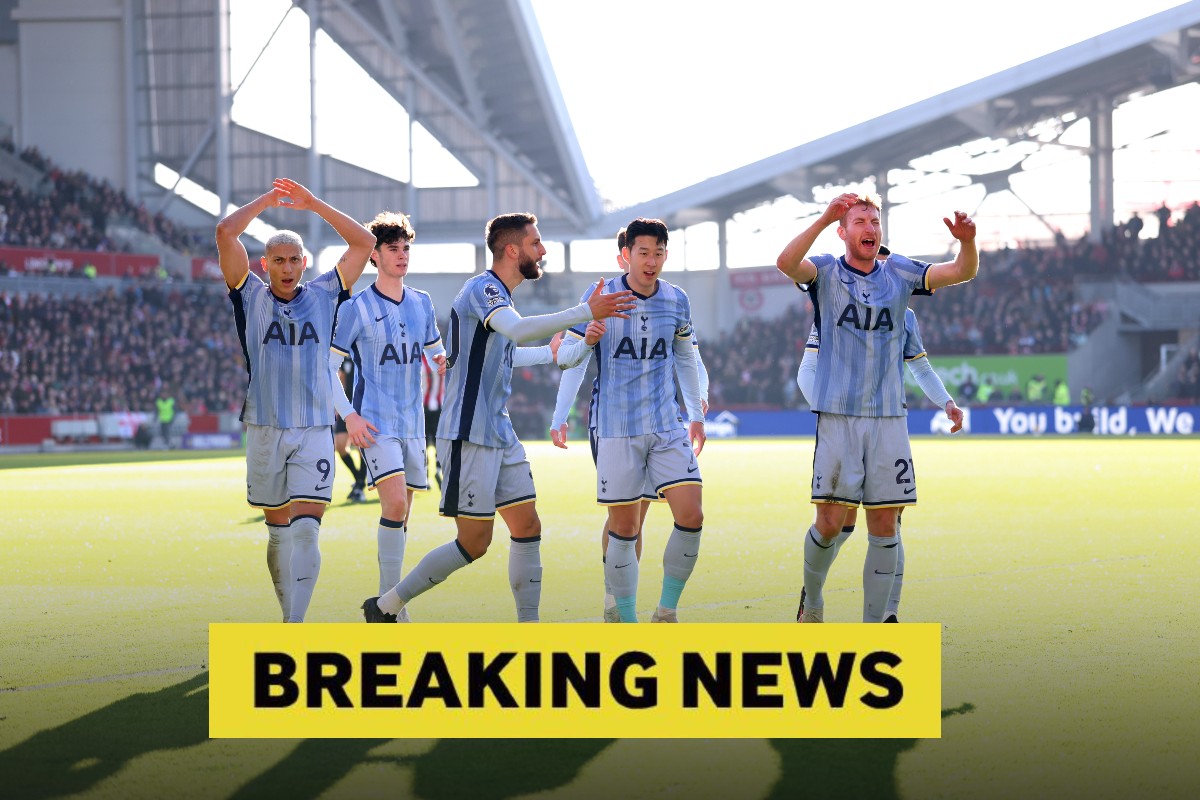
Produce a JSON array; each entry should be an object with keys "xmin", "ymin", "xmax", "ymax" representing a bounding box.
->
[{"xmin": 209, "ymin": 623, "xmax": 940, "ymax": 738}]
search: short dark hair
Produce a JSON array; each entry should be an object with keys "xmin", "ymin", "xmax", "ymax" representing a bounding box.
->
[
  {"xmin": 616, "ymin": 227, "xmax": 627, "ymax": 251},
  {"xmin": 623, "ymin": 218, "xmax": 668, "ymax": 249},
  {"xmin": 366, "ymin": 211, "xmax": 415, "ymax": 265},
  {"xmin": 485, "ymin": 212, "xmax": 537, "ymax": 257}
]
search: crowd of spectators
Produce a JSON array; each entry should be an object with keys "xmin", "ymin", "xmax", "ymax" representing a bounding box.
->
[
  {"xmin": 0, "ymin": 284, "xmax": 243, "ymax": 416},
  {"xmin": 2, "ymin": 187, "xmax": 1200, "ymax": 420},
  {"xmin": 0, "ymin": 139, "xmax": 214, "ymax": 255}
]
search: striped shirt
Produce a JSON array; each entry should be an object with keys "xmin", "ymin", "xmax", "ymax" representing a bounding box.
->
[
  {"xmin": 568, "ymin": 275, "xmax": 695, "ymax": 437},
  {"xmin": 805, "ymin": 307, "xmax": 928, "ymax": 362},
  {"xmin": 229, "ymin": 268, "xmax": 347, "ymax": 428},
  {"xmin": 805, "ymin": 252, "xmax": 930, "ymax": 417},
  {"xmin": 437, "ymin": 271, "xmax": 521, "ymax": 448},
  {"xmin": 330, "ymin": 283, "xmax": 442, "ymax": 439}
]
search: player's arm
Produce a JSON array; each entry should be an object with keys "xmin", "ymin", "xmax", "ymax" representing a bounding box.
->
[
  {"xmin": 513, "ymin": 345, "xmax": 554, "ymax": 367},
  {"xmin": 214, "ymin": 187, "xmax": 285, "ymax": 289},
  {"xmin": 775, "ymin": 193, "xmax": 860, "ymax": 284},
  {"xmin": 673, "ymin": 334, "xmax": 706, "ymax": 455},
  {"xmin": 327, "ymin": 349, "xmax": 378, "ymax": 446},
  {"xmin": 797, "ymin": 347, "xmax": 818, "ymax": 406},
  {"xmin": 549, "ymin": 351, "xmax": 591, "ymax": 449},
  {"xmin": 692, "ymin": 333, "xmax": 710, "ymax": 415},
  {"xmin": 424, "ymin": 304, "xmax": 446, "ymax": 375},
  {"xmin": 556, "ymin": 322, "xmax": 602, "ymax": 369},
  {"xmin": 906, "ymin": 355, "xmax": 963, "ymax": 433},
  {"xmin": 273, "ymin": 178, "xmax": 375, "ymax": 288},
  {"xmin": 487, "ymin": 280, "xmax": 635, "ymax": 344},
  {"xmin": 925, "ymin": 211, "xmax": 979, "ymax": 291}
]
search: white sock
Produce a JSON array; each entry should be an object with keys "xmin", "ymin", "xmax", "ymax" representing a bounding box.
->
[
  {"xmin": 381, "ymin": 540, "xmax": 472, "ymax": 614},
  {"xmin": 288, "ymin": 515, "xmax": 322, "ymax": 623},
  {"xmin": 803, "ymin": 524, "xmax": 837, "ymax": 611},
  {"xmin": 265, "ymin": 522, "xmax": 294, "ymax": 622},
  {"xmin": 886, "ymin": 531, "xmax": 905, "ymax": 617},
  {"xmin": 863, "ymin": 533, "xmax": 898, "ymax": 622},
  {"xmin": 377, "ymin": 518, "xmax": 406, "ymax": 595},
  {"xmin": 509, "ymin": 537, "xmax": 543, "ymax": 622}
]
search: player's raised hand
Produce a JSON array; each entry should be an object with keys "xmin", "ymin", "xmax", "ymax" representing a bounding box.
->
[
  {"xmin": 583, "ymin": 320, "xmax": 606, "ymax": 346},
  {"xmin": 432, "ymin": 353, "xmax": 447, "ymax": 376},
  {"xmin": 943, "ymin": 210, "xmax": 976, "ymax": 242},
  {"xmin": 688, "ymin": 420, "xmax": 706, "ymax": 456},
  {"xmin": 586, "ymin": 279, "xmax": 636, "ymax": 320},
  {"xmin": 946, "ymin": 400, "xmax": 964, "ymax": 434},
  {"xmin": 273, "ymin": 178, "xmax": 318, "ymax": 211},
  {"xmin": 550, "ymin": 422, "xmax": 569, "ymax": 449},
  {"xmin": 346, "ymin": 412, "xmax": 378, "ymax": 448},
  {"xmin": 822, "ymin": 192, "xmax": 860, "ymax": 224}
]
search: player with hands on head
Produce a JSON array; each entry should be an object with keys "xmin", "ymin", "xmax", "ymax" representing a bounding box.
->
[{"xmin": 215, "ymin": 177, "xmax": 375, "ymax": 622}]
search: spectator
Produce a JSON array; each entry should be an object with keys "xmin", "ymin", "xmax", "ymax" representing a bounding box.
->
[
  {"xmin": 958, "ymin": 374, "xmax": 978, "ymax": 403},
  {"xmin": 1026, "ymin": 374, "xmax": 1047, "ymax": 404},
  {"xmin": 1052, "ymin": 379, "xmax": 1070, "ymax": 406}
]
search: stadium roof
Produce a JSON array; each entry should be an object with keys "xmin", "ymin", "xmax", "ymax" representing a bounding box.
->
[
  {"xmin": 135, "ymin": 0, "xmax": 599, "ymax": 245},
  {"xmin": 600, "ymin": 1, "xmax": 1200, "ymax": 235},
  {"xmin": 123, "ymin": 1, "xmax": 1200, "ymax": 248}
]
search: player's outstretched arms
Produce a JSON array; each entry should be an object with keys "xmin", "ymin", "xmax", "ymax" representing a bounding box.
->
[
  {"xmin": 776, "ymin": 193, "xmax": 859, "ymax": 284},
  {"xmin": 273, "ymin": 178, "xmax": 375, "ymax": 287},
  {"xmin": 215, "ymin": 187, "xmax": 286, "ymax": 289},
  {"xmin": 926, "ymin": 210, "xmax": 979, "ymax": 291}
]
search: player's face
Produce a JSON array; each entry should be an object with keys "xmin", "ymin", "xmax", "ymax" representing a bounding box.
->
[
  {"xmin": 373, "ymin": 240, "xmax": 410, "ymax": 279},
  {"xmin": 262, "ymin": 243, "xmax": 306, "ymax": 298},
  {"xmin": 516, "ymin": 224, "xmax": 547, "ymax": 280},
  {"xmin": 838, "ymin": 203, "xmax": 883, "ymax": 264},
  {"xmin": 622, "ymin": 235, "xmax": 666, "ymax": 294}
]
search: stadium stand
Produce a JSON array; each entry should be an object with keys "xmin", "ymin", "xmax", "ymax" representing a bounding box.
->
[{"xmin": 1, "ymin": 143, "xmax": 1198, "ymax": 433}]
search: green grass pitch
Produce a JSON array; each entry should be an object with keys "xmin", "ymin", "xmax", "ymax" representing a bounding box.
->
[{"xmin": 1, "ymin": 437, "xmax": 1197, "ymax": 799}]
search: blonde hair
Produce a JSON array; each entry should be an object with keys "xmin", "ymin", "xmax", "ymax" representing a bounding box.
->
[{"xmin": 264, "ymin": 230, "xmax": 304, "ymax": 255}]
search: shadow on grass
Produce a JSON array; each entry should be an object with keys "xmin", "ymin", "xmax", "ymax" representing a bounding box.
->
[
  {"xmin": 0, "ymin": 668, "xmax": 973, "ymax": 800},
  {"xmin": 230, "ymin": 738, "xmax": 617, "ymax": 800},
  {"xmin": 765, "ymin": 703, "xmax": 975, "ymax": 800},
  {"xmin": 0, "ymin": 672, "xmax": 208, "ymax": 799}
]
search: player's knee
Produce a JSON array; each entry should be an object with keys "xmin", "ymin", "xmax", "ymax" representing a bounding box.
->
[
  {"xmin": 674, "ymin": 507, "xmax": 703, "ymax": 530},
  {"xmin": 516, "ymin": 516, "xmax": 542, "ymax": 540},
  {"xmin": 382, "ymin": 497, "xmax": 408, "ymax": 520}
]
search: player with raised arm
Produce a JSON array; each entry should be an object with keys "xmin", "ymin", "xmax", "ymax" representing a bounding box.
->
[
  {"xmin": 215, "ymin": 178, "xmax": 374, "ymax": 622},
  {"xmin": 776, "ymin": 192, "xmax": 977, "ymax": 622},
  {"xmin": 327, "ymin": 212, "xmax": 446, "ymax": 622},
  {"xmin": 361, "ymin": 212, "xmax": 636, "ymax": 623},
  {"xmin": 795, "ymin": 304, "xmax": 963, "ymax": 621},
  {"xmin": 551, "ymin": 227, "xmax": 710, "ymax": 622},
  {"xmin": 555, "ymin": 218, "xmax": 706, "ymax": 623}
]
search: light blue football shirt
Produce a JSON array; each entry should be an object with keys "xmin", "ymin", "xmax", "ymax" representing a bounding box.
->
[
  {"xmin": 437, "ymin": 270, "xmax": 522, "ymax": 448},
  {"xmin": 229, "ymin": 268, "xmax": 347, "ymax": 428},
  {"xmin": 806, "ymin": 252, "xmax": 931, "ymax": 417},
  {"xmin": 330, "ymin": 283, "xmax": 442, "ymax": 439},
  {"xmin": 567, "ymin": 275, "xmax": 695, "ymax": 438}
]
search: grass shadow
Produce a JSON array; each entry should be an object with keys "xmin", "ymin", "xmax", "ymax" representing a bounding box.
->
[{"xmin": 0, "ymin": 672, "xmax": 208, "ymax": 799}]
